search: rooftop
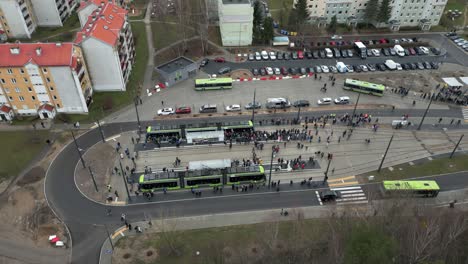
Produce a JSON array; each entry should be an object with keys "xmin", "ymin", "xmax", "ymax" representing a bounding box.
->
[
  {"xmin": 75, "ymin": 2, "xmax": 127, "ymax": 46},
  {"xmin": 156, "ymin": 57, "xmax": 195, "ymax": 75},
  {"xmin": 0, "ymin": 43, "xmax": 73, "ymax": 67},
  {"xmin": 222, "ymin": 0, "xmax": 251, "ymax": 4}
]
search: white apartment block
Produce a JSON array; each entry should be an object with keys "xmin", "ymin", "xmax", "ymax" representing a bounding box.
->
[
  {"xmin": 0, "ymin": 0, "xmax": 37, "ymax": 39},
  {"xmin": 219, "ymin": 0, "xmax": 254, "ymax": 46},
  {"xmin": 300, "ymin": 0, "xmax": 447, "ymax": 30},
  {"xmin": 75, "ymin": 1, "xmax": 135, "ymax": 91},
  {"xmin": 30, "ymin": 0, "xmax": 78, "ymax": 27}
]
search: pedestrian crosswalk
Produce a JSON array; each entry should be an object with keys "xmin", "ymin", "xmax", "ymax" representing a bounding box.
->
[
  {"xmin": 332, "ymin": 186, "xmax": 367, "ymax": 204},
  {"xmin": 462, "ymin": 107, "xmax": 468, "ymax": 122}
]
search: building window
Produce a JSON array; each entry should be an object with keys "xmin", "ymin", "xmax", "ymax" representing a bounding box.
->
[
  {"xmin": 5, "ymin": 88, "xmax": 10, "ymax": 93},
  {"xmin": 8, "ymin": 96, "xmax": 13, "ymax": 101},
  {"xmin": 43, "ymin": 68, "xmax": 48, "ymax": 73},
  {"xmin": 56, "ymin": 103, "xmax": 60, "ymax": 108},
  {"xmin": 11, "ymin": 78, "xmax": 16, "ymax": 84},
  {"xmin": 19, "ymin": 96, "xmax": 25, "ymax": 101},
  {"xmin": 7, "ymin": 69, "xmax": 13, "ymax": 74},
  {"xmin": 24, "ymin": 78, "xmax": 28, "ymax": 83},
  {"xmin": 53, "ymin": 95, "xmax": 57, "ymax": 100},
  {"xmin": 0, "ymin": 79, "xmax": 5, "ymax": 84},
  {"xmin": 309, "ymin": 5, "xmax": 312, "ymax": 7},
  {"xmin": 32, "ymin": 96, "xmax": 36, "ymax": 100},
  {"xmin": 20, "ymin": 69, "xmax": 25, "ymax": 74},
  {"xmin": 46, "ymin": 78, "xmax": 51, "ymax": 82},
  {"xmin": 15, "ymin": 87, "xmax": 20, "ymax": 93},
  {"xmin": 49, "ymin": 86, "xmax": 54, "ymax": 91},
  {"xmin": 28, "ymin": 87, "xmax": 32, "ymax": 92}
]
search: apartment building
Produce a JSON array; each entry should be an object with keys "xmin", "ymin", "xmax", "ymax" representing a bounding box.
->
[
  {"xmin": 0, "ymin": 0, "xmax": 37, "ymax": 39},
  {"xmin": 75, "ymin": 2, "xmax": 134, "ymax": 91},
  {"xmin": 300, "ymin": 0, "xmax": 447, "ymax": 30},
  {"xmin": 30, "ymin": 0, "xmax": 79, "ymax": 27},
  {"xmin": 0, "ymin": 43, "xmax": 93, "ymax": 118},
  {"xmin": 219, "ymin": 0, "xmax": 254, "ymax": 46},
  {"xmin": 77, "ymin": 0, "xmax": 130, "ymax": 27}
]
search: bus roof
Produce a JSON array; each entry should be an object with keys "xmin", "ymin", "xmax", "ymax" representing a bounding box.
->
[
  {"xmin": 345, "ymin": 78, "xmax": 385, "ymax": 91},
  {"xmin": 383, "ymin": 180, "xmax": 440, "ymax": 191},
  {"xmin": 195, "ymin": 78, "xmax": 233, "ymax": 84}
]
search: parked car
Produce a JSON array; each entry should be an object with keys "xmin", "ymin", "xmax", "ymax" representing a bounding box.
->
[
  {"xmin": 347, "ymin": 49, "xmax": 353, "ymax": 57},
  {"xmin": 157, "ymin": 107, "xmax": 175, "ymax": 116},
  {"xmin": 284, "ymin": 52, "xmax": 291, "ymax": 60},
  {"xmin": 292, "ymin": 51, "xmax": 298, "ymax": 60},
  {"xmin": 260, "ymin": 68, "xmax": 267, "ymax": 76},
  {"xmin": 280, "ymin": 67, "xmax": 288, "ymax": 75},
  {"xmin": 371, "ymin": 49, "xmax": 380, "ymax": 56},
  {"xmin": 341, "ymin": 49, "xmax": 348, "ymax": 58},
  {"xmin": 307, "ymin": 67, "xmax": 315, "ymax": 74},
  {"xmin": 261, "ymin": 50, "xmax": 269, "ymax": 60},
  {"xmin": 225, "ymin": 104, "xmax": 241, "ymax": 112},
  {"xmin": 354, "ymin": 65, "xmax": 362, "ymax": 73},
  {"xmin": 255, "ymin": 52, "xmax": 261, "ymax": 61},
  {"xmin": 312, "ymin": 50, "xmax": 319, "ymax": 59},
  {"xmin": 289, "ymin": 67, "xmax": 298, "ymax": 74},
  {"xmin": 293, "ymin": 100, "xmax": 310, "ymax": 107},
  {"xmin": 269, "ymin": 51, "xmax": 277, "ymax": 60},
  {"xmin": 395, "ymin": 63, "xmax": 402, "ymax": 71},
  {"xmin": 319, "ymin": 50, "xmax": 326, "ymax": 58},
  {"xmin": 404, "ymin": 48, "xmax": 410, "ymax": 56},
  {"xmin": 408, "ymin": 47, "xmax": 416, "ymax": 55},
  {"xmin": 389, "ymin": 48, "xmax": 397, "ymax": 56},
  {"xmin": 321, "ymin": 65, "xmax": 330, "ymax": 73},
  {"xmin": 333, "ymin": 48, "xmax": 341, "ymax": 58},
  {"xmin": 360, "ymin": 65, "xmax": 369, "ymax": 72},
  {"xmin": 329, "ymin": 66, "xmax": 338, "ymax": 73},
  {"xmin": 423, "ymin": 61, "xmax": 432, "ymax": 69},
  {"xmin": 334, "ymin": 96, "xmax": 350, "ymax": 104},
  {"xmin": 248, "ymin": 54, "xmax": 255, "ymax": 61},
  {"xmin": 218, "ymin": 67, "xmax": 231, "ymax": 74},
  {"xmin": 299, "ymin": 67, "xmax": 307, "ymax": 75},
  {"xmin": 274, "ymin": 67, "xmax": 281, "ymax": 75},
  {"xmin": 297, "ymin": 51, "xmax": 304, "ymax": 59},
  {"xmin": 430, "ymin": 47, "xmax": 441, "ymax": 55},
  {"xmin": 366, "ymin": 49, "xmax": 373, "ymax": 57},
  {"xmin": 277, "ymin": 52, "xmax": 284, "ymax": 60},
  {"xmin": 305, "ymin": 51, "xmax": 313, "ymax": 59},
  {"xmin": 244, "ymin": 102, "xmax": 262, "ymax": 109},
  {"xmin": 346, "ymin": 65, "xmax": 354, "ymax": 73},
  {"xmin": 416, "ymin": 62, "xmax": 425, "ymax": 70},
  {"xmin": 410, "ymin": 63, "xmax": 418, "ymax": 70},
  {"xmin": 430, "ymin": 62, "xmax": 439, "ymax": 69},
  {"xmin": 367, "ymin": 64, "xmax": 376, "ymax": 72},
  {"xmin": 317, "ymin": 97, "xmax": 332, "ymax": 105},
  {"xmin": 315, "ymin": 66, "xmax": 323, "ymax": 73},
  {"xmin": 401, "ymin": 63, "xmax": 409, "ymax": 70},
  {"xmin": 214, "ymin": 57, "xmax": 225, "ymax": 63},
  {"xmin": 265, "ymin": 67, "xmax": 274, "ymax": 75},
  {"xmin": 175, "ymin": 106, "xmax": 191, "ymax": 114},
  {"xmin": 251, "ymin": 68, "xmax": 259, "ymax": 76},
  {"xmin": 419, "ymin": 46, "xmax": 430, "ymax": 55},
  {"xmin": 200, "ymin": 58, "xmax": 209, "ymax": 67},
  {"xmin": 331, "ymin": 35, "xmax": 343, "ymax": 40},
  {"xmin": 377, "ymin": 63, "xmax": 386, "ymax": 71}
]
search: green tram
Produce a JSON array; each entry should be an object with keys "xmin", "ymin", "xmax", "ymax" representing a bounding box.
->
[
  {"xmin": 381, "ymin": 180, "xmax": 440, "ymax": 198},
  {"xmin": 146, "ymin": 126, "xmax": 182, "ymax": 144},
  {"xmin": 138, "ymin": 165, "xmax": 265, "ymax": 192}
]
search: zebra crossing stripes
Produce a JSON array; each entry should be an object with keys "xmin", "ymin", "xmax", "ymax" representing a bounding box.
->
[
  {"xmin": 462, "ymin": 107, "xmax": 468, "ymax": 121},
  {"xmin": 315, "ymin": 191, "xmax": 323, "ymax": 206},
  {"xmin": 332, "ymin": 186, "xmax": 367, "ymax": 204}
]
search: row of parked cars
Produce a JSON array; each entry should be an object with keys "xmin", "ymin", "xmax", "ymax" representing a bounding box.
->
[
  {"xmin": 446, "ymin": 32, "xmax": 468, "ymax": 52},
  {"xmin": 251, "ymin": 60, "xmax": 439, "ymax": 77},
  {"xmin": 156, "ymin": 97, "xmax": 351, "ymax": 116},
  {"xmin": 311, "ymin": 37, "xmax": 419, "ymax": 47}
]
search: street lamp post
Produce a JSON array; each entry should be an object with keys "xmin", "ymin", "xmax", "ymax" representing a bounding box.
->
[
  {"xmin": 251, "ymin": 89, "xmax": 256, "ymax": 129},
  {"xmin": 417, "ymin": 95, "xmax": 433, "ymax": 130},
  {"xmin": 450, "ymin": 134, "xmax": 464, "ymax": 158},
  {"xmin": 134, "ymin": 97, "xmax": 142, "ymax": 137},
  {"xmin": 378, "ymin": 134, "xmax": 394, "ymax": 172},
  {"xmin": 323, "ymin": 158, "xmax": 332, "ymax": 184},
  {"xmin": 296, "ymin": 106, "xmax": 301, "ymax": 123},
  {"xmin": 119, "ymin": 160, "xmax": 132, "ymax": 202},
  {"xmin": 268, "ymin": 147, "xmax": 274, "ymax": 188},
  {"xmin": 88, "ymin": 166, "xmax": 99, "ymax": 192},
  {"xmin": 96, "ymin": 119, "xmax": 105, "ymax": 143},
  {"xmin": 71, "ymin": 130, "xmax": 86, "ymax": 169},
  {"xmin": 348, "ymin": 93, "xmax": 361, "ymax": 126}
]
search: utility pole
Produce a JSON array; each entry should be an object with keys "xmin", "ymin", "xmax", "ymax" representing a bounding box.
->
[
  {"xmin": 323, "ymin": 158, "xmax": 332, "ymax": 184},
  {"xmin": 88, "ymin": 166, "xmax": 99, "ymax": 192},
  {"xmin": 96, "ymin": 119, "xmax": 105, "ymax": 143},
  {"xmin": 251, "ymin": 89, "xmax": 256, "ymax": 130},
  {"xmin": 348, "ymin": 93, "xmax": 361, "ymax": 126},
  {"xmin": 450, "ymin": 134, "xmax": 464, "ymax": 158},
  {"xmin": 104, "ymin": 224, "xmax": 114, "ymax": 251},
  {"xmin": 417, "ymin": 95, "xmax": 433, "ymax": 130},
  {"xmin": 71, "ymin": 130, "xmax": 86, "ymax": 169},
  {"xmin": 378, "ymin": 134, "xmax": 394, "ymax": 172},
  {"xmin": 119, "ymin": 160, "xmax": 132, "ymax": 202},
  {"xmin": 134, "ymin": 96, "xmax": 142, "ymax": 137},
  {"xmin": 268, "ymin": 147, "xmax": 274, "ymax": 188}
]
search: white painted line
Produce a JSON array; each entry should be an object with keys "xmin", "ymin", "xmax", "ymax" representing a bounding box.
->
[
  {"xmin": 331, "ymin": 186, "xmax": 362, "ymax": 191},
  {"xmin": 119, "ymin": 232, "xmax": 125, "ymax": 237},
  {"xmin": 90, "ymin": 123, "xmax": 98, "ymax": 129},
  {"xmin": 105, "ymin": 134, "xmax": 121, "ymax": 142},
  {"xmin": 341, "ymin": 193, "xmax": 366, "ymax": 198},
  {"xmin": 338, "ymin": 190, "xmax": 365, "ymax": 194},
  {"xmin": 315, "ymin": 191, "xmax": 323, "ymax": 206},
  {"xmin": 336, "ymin": 197, "xmax": 367, "ymax": 202},
  {"xmin": 338, "ymin": 200, "xmax": 368, "ymax": 205}
]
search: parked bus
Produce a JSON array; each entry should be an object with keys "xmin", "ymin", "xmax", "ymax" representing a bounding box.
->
[
  {"xmin": 354, "ymin": 41, "xmax": 367, "ymax": 59},
  {"xmin": 381, "ymin": 180, "xmax": 440, "ymax": 198},
  {"xmin": 343, "ymin": 78, "xmax": 385, "ymax": 96},
  {"xmin": 195, "ymin": 78, "xmax": 233, "ymax": 91},
  {"xmin": 226, "ymin": 166, "xmax": 265, "ymax": 184},
  {"xmin": 138, "ymin": 171, "xmax": 181, "ymax": 192}
]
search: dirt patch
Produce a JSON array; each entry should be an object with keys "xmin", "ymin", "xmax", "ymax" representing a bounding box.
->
[
  {"xmin": 230, "ymin": 69, "xmax": 253, "ymax": 79},
  {"xmin": 113, "ymin": 235, "xmax": 158, "ymax": 264},
  {"xmin": 16, "ymin": 166, "xmax": 45, "ymax": 187},
  {"xmin": 154, "ymin": 38, "xmax": 223, "ymax": 66}
]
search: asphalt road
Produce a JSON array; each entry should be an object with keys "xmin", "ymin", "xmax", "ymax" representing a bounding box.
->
[{"xmin": 45, "ymin": 106, "xmax": 468, "ymax": 264}]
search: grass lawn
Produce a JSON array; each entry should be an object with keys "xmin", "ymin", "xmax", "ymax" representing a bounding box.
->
[
  {"xmin": 208, "ymin": 26, "xmax": 222, "ymax": 46},
  {"xmin": 63, "ymin": 22, "xmax": 148, "ymax": 123},
  {"xmin": 0, "ymin": 131, "xmax": 49, "ymax": 181},
  {"xmin": 151, "ymin": 22, "xmax": 196, "ymax": 50},
  {"xmin": 360, "ymin": 154, "xmax": 468, "ymax": 182},
  {"xmin": 267, "ymin": 0, "xmax": 293, "ymax": 10},
  {"xmin": 445, "ymin": 0, "xmax": 466, "ymax": 12},
  {"xmin": 29, "ymin": 13, "xmax": 80, "ymax": 42}
]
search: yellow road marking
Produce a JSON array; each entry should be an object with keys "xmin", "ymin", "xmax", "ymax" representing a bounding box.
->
[
  {"xmin": 328, "ymin": 181, "xmax": 359, "ymax": 187},
  {"xmin": 111, "ymin": 226, "xmax": 128, "ymax": 239},
  {"xmin": 327, "ymin": 176, "xmax": 356, "ymax": 182}
]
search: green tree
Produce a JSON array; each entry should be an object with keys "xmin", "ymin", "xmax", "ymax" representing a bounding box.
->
[
  {"xmin": 293, "ymin": 0, "xmax": 310, "ymax": 24},
  {"xmin": 252, "ymin": 1, "xmax": 263, "ymax": 42},
  {"xmin": 363, "ymin": 0, "xmax": 379, "ymax": 25},
  {"xmin": 344, "ymin": 225, "xmax": 398, "ymax": 264},
  {"xmin": 377, "ymin": 0, "xmax": 392, "ymax": 24},
  {"xmin": 262, "ymin": 17, "xmax": 274, "ymax": 44},
  {"xmin": 328, "ymin": 15, "xmax": 338, "ymax": 33}
]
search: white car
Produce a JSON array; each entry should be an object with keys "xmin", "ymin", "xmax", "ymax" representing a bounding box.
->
[
  {"xmin": 274, "ymin": 67, "xmax": 280, "ymax": 75},
  {"xmin": 261, "ymin": 50, "xmax": 269, "ymax": 60},
  {"xmin": 331, "ymin": 35, "xmax": 343, "ymax": 40},
  {"xmin": 157, "ymin": 107, "xmax": 174, "ymax": 116},
  {"xmin": 395, "ymin": 63, "xmax": 403, "ymax": 71},
  {"xmin": 269, "ymin": 51, "xmax": 277, "ymax": 60},
  {"xmin": 225, "ymin": 104, "xmax": 241, "ymax": 112},
  {"xmin": 371, "ymin": 49, "xmax": 380, "ymax": 56},
  {"xmin": 419, "ymin": 46, "xmax": 429, "ymax": 54},
  {"xmin": 346, "ymin": 65, "xmax": 354, "ymax": 73},
  {"xmin": 457, "ymin": 40, "xmax": 468, "ymax": 46},
  {"xmin": 360, "ymin": 65, "xmax": 368, "ymax": 72},
  {"xmin": 255, "ymin": 52, "xmax": 261, "ymax": 61},
  {"xmin": 321, "ymin": 65, "xmax": 330, "ymax": 73},
  {"xmin": 334, "ymin": 96, "xmax": 350, "ymax": 104},
  {"xmin": 265, "ymin": 67, "xmax": 274, "ymax": 75},
  {"xmin": 317, "ymin": 97, "xmax": 332, "ymax": 105}
]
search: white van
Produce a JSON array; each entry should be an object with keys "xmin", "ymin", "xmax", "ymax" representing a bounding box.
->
[
  {"xmin": 199, "ymin": 104, "xmax": 217, "ymax": 113},
  {"xmin": 394, "ymin": 45, "xmax": 405, "ymax": 57},
  {"xmin": 384, "ymin": 59, "xmax": 397, "ymax": 70},
  {"xmin": 324, "ymin": 48, "xmax": 333, "ymax": 58},
  {"xmin": 334, "ymin": 96, "xmax": 350, "ymax": 104},
  {"xmin": 336, "ymin": 62, "xmax": 348, "ymax": 73},
  {"xmin": 261, "ymin": 50, "xmax": 269, "ymax": 60},
  {"xmin": 266, "ymin": 98, "xmax": 291, "ymax": 109}
]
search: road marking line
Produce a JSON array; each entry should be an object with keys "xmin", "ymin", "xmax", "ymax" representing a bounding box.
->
[
  {"xmin": 330, "ymin": 185, "xmax": 361, "ymax": 191},
  {"xmin": 111, "ymin": 227, "xmax": 128, "ymax": 239},
  {"xmin": 336, "ymin": 197, "xmax": 367, "ymax": 202},
  {"xmin": 328, "ymin": 181, "xmax": 359, "ymax": 187},
  {"xmin": 105, "ymin": 134, "xmax": 121, "ymax": 142},
  {"xmin": 327, "ymin": 175, "xmax": 356, "ymax": 182},
  {"xmin": 340, "ymin": 193, "xmax": 366, "ymax": 198},
  {"xmin": 315, "ymin": 191, "xmax": 323, "ymax": 206},
  {"xmin": 338, "ymin": 200, "xmax": 368, "ymax": 204},
  {"xmin": 338, "ymin": 190, "xmax": 365, "ymax": 194}
]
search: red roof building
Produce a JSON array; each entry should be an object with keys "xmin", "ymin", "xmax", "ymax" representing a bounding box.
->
[{"xmin": 0, "ymin": 43, "xmax": 74, "ymax": 67}]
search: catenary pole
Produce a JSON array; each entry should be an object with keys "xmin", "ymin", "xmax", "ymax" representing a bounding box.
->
[
  {"xmin": 450, "ymin": 134, "xmax": 464, "ymax": 158},
  {"xmin": 119, "ymin": 160, "xmax": 132, "ymax": 202},
  {"xmin": 71, "ymin": 130, "xmax": 86, "ymax": 169},
  {"xmin": 417, "ymin": 95, "xmax": 433, "ymax": 130},
  {"xmin": 378, "ymin": 134, "xmax": 394, "ymax": 172}
]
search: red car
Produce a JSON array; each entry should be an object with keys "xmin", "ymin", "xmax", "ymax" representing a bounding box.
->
[
  {"xmin": 297, "ymin": 50, "xmax": 304, "ymax": 59},
  {"xmin": 214, "ymin": 57, "xmax": 225, "ymax": 63},
  {"xmin": 175, "ymin": 106, "xmax": 191, "ymax": 114},
  {"xmin": 379, "ymin": 38, "xmax": 388, "ymax": 44}
]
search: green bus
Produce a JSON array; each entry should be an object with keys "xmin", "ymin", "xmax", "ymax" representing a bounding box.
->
[
  {"xmin": 381, "ymin": 180, "xmax": 440, "ymax": 198},
  {"xmin": 227, "ymin": 165, "xmax": 265, "ymax": 184},
  {"xmin": 343, "ymin": 78, "xmax": 385, "ymax": 96},
  {"xmin": 195, "ymin": 78, "xmax": 233, "ymax": 91},
  {"xmin": 138, "ymin": 171, "xmax": 181, "ymax": 192},
  {"xmin": 184, "ymin": 169, "xmax": 224, "ymax": 188}
]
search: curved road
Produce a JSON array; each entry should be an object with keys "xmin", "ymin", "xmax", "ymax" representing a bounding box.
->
[{"xmin": 45, "ymin": 108, "xmax": 465, "ymax": 263}]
